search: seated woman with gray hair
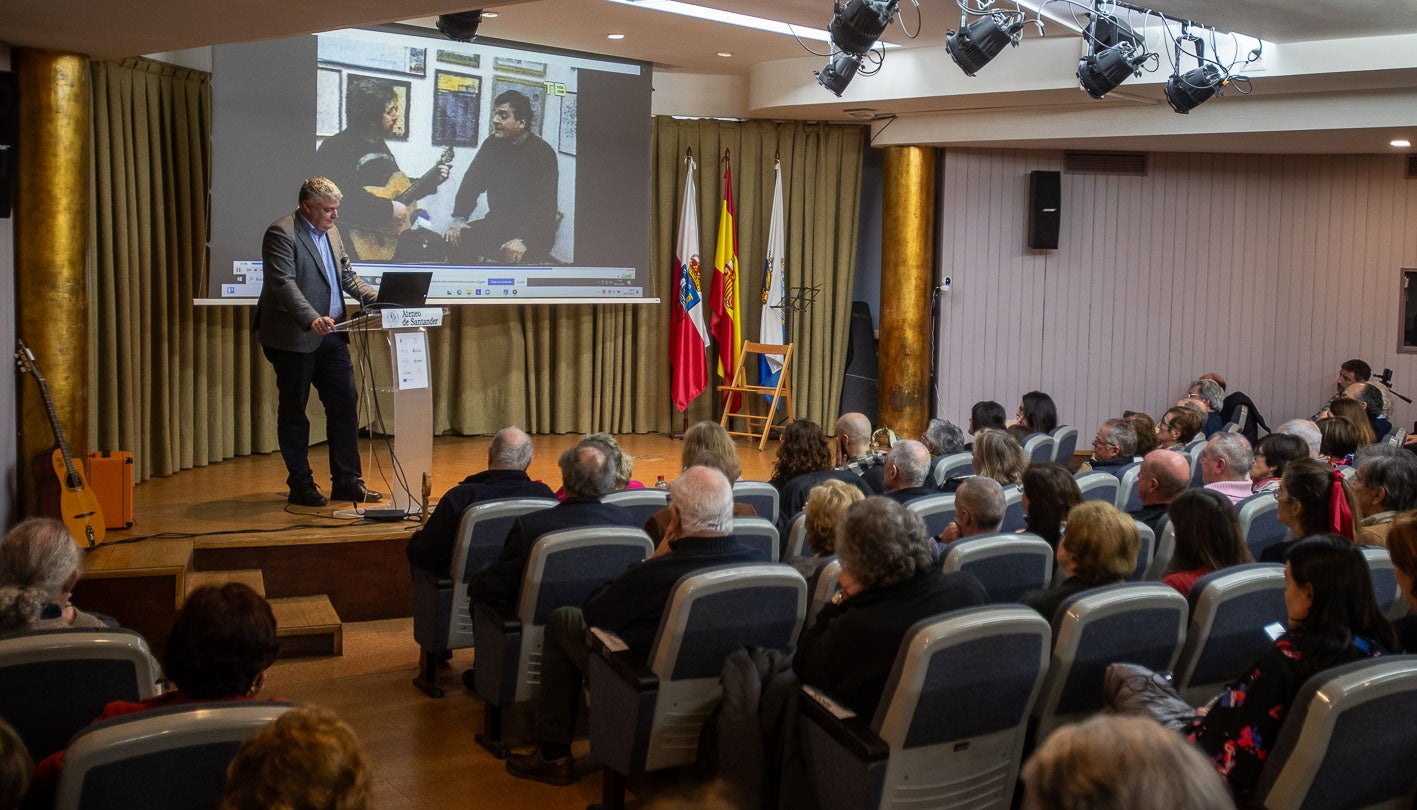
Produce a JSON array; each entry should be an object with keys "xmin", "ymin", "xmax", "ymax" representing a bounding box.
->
[
  {"xmin": 0, "ymin": 518, "xmax": 114, "ymax": 633},
  {"xmin": 793, "ymin": 497, "xmax": 987, "ymax": 714},
  {"xmin": 921, "ymin": 418, "xmax": 966, "ymax": 483}
]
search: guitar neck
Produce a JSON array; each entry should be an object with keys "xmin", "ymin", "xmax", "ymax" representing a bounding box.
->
[{"xmin": 32, "ymin": 366, "xmax": 81, "ymax": 483}]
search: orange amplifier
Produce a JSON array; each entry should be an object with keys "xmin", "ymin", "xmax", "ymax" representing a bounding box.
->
[{"xmin": 86, "ymin": 450, "xmax": 135, "ymax": 529}]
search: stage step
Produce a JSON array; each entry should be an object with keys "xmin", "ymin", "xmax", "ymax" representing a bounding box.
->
[
  {"xmin": 185, "ymin": 568, "xmax": 266, "ymax": 596},
  {"xmin": 269, "ymin": 595, "xmax": 343, "ymax": 658}
]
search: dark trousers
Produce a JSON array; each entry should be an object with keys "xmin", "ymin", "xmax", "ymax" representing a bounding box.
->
[
  {"xmin": 535, "ymin": 606, "xmax": 592, "ymax": 745},
  {"xmin": 262, "ymin": 334, "xmax": 362, "ymax": 490}
]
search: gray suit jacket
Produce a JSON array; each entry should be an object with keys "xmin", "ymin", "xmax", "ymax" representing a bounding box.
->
[{"xmin": 255, "ymin": 211, "xmax": 377, "ymax": 353}]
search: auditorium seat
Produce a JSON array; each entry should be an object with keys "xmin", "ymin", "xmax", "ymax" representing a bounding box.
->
[
  {"xmin": 0, "ymin": 629, "xmax": 159, "ymax": 761},
  {"xmin": 731, "ymin": 516, "xmax": 780, "ymax": 562},
  {"xmin": 1022, "ymin": 433, "xmax": 1055, "ymax": 464},
  {"xmin": 411, "ymin": 496, "xmax": 557, "ymax": 697},
  {"xmin": 783, "ymin": 512, "xmax": 808, "ymax": 560},
  {"xmin": 602, "ymin": 488, "xmax": 669, "ymax": 527},
  {"xmin": 54, "ymin": 701, "xmax": 293, "ymax": 810},
  {"xmin": 1113, "ymin": 461, "xmax": 1143, "ymax": 512},
  {"xmin": 1147, "ymin": 520, "xmax": 1175, "ymax": 581},
  {"xmin": 1172, "ymin": 564, "xmax": 1287, "ymax": 706},
  {"xmin": 1050, "ymin": 425, "xmax": 1079, "ymax": 465},
  {"xmin": 471, "ymin": 526, "xmax": 653, "ymax": 757},
  {"xmin": 1128, "ymin": 520, "xmax": 1155, "ymax": 582},
  {"xmin": 1362, "ymin": 546, "xmax": 1401, "ymax": 618},
  {"xmin": 941, "ymin": 533, "xmax": 1053, "ymax": 604},
  {"xmin": 1237, "ymin": 493, "xmax": 1288, "ymax": 561},
  {"xmin": 1074, "ymin": 472, "xmax": 1120, "ymax": 506},
  {"xmin": 1032, "ymin": 582, "xmax": 1187, "ymax": 741},
  {"xmin": 732, "ymin": 480, "xmax": 780, "ymax": 524},
  {"xmin": 931, "ymin": 452, "xmax": 974, "ymax": 487},
  {"xmin": 1187, "ymin": 442, "xmax": 1207, "ymax": 489},
  {"xmin": 797, "ymin": 606, "xmax": 1051, "ymax": 810},
  {"xmin": 587, "ymin": 564, "xmax": 807, "ymax": 809},
  {"xmin": 1000, "ymin": 485, "xmax": 1026, "ymax": 533},
  {"xmin": 1251, "ymin": 655, "xmax": 1417, "ymax": 810},
  {"xmin": 807, "ymin": 558, "xmax": 842, "ymax": 628},
  {"xmin": 905, "ymin": 493, "xmax": 956, "ymax": 539}
]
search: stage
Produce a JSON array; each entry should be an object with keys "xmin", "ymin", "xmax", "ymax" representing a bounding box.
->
[{"xmin": 73, "ymin": 432, "xmax": 782, "ymax": 654}]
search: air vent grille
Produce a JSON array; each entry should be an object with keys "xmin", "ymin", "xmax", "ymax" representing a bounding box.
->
[{"xmin": 1063, "ymin": 151, "xmax": 1148, "ymax": 176}]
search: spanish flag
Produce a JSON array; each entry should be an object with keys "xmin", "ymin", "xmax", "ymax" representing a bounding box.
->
[{"xmin": 711, "ymin": 151, "xmax": 743, "ymax": 410}]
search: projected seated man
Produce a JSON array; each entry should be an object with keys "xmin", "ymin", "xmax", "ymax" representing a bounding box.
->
[
  {"xmin": 314, "ymin": 79, "xmax": 451, "ymax": 262},
  {"xmin": 445, "ymin": 90, "xmax": 558, "ymax": 265}
]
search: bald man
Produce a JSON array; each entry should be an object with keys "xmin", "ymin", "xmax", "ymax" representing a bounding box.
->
[
  {"xmin": 834, "ymin": 412, "xmax": 886, "ymax": 494},
  {"xmin": 881, "ymin": 440, "xmax": 937, "ymax": 505},
  {"xmin": 1129, "ymin": 449, "xmax": 1191, "ymax": 535}
]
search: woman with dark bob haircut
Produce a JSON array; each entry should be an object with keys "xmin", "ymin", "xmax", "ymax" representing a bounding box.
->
[
  {"xmin": 1317, "ymin": 415, "xmax": 1362, "ymax": 466},
  {"xmin": 1186, "ymin": 535, "xmax": 1396, "ymax": 799},
  {"xmin": 1021, "ymin": 462, "xmax": 1083, "ymax": 550},
  {"xmin": 1162, "ymin": 489, "xmax": 1253, "ymax": 597},
  {"xmin": 1263, "ymin": 457, "xmax": 1359, "ymax": 562},
  {"xmin": 769, "ymin": 419, "xmax": 834, "ymax": 495},
  {"xmin": 34, "ymin": 583, "xmax": 280, "ymax": 788},
  {"xmin": 1008, "ymin": 391, "xmax": 1058, "ymax": 443},
  {"xmin": 1249, "ymin": 433, "xmax": 1308, "ymax": 495}
]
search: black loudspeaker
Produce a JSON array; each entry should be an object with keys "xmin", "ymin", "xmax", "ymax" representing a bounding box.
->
[
  {"xmin": 0, "ymin": 71, "xmax": 15, "ymax": 219},
  {"xmin": 839, "ymin": 301, "xmax": 879, "ymax": 423},
  {"xmin": 1027, "ymin": 170, "xmax": 1060, "ymax": 250}
]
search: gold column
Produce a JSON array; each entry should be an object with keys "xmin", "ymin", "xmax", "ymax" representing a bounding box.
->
[
  {"xmin": 878, "ymin": 146, "xmax": 936, "ymax": 440},
  {"xmin": 15, "ymin": 50, "xmax": 91, "ymax": 518}
]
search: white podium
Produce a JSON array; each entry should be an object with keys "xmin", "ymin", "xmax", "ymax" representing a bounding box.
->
[{"xmin": 336, "ymin": 307, "xmax": 443, "ymax": 515}]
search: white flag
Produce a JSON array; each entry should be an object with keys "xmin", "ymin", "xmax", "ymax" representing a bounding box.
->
[{"xmin": 758, "ymin": 158, "xmax": 786, "ymax": 386}]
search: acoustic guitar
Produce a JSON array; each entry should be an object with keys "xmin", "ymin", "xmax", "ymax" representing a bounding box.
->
[
  {"xmin": 15, "ymin": 340, "xmax": 106, "ymax": 547},
  {"xmin": 349, "ymin": 146, "xmax": 456, "ymax": 261}
]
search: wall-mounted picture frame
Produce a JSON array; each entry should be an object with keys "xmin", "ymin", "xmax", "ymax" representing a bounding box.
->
[
  {"xmin": 345, "ymin": 74, "xmax": 411, "ymax": 141},
  {"xmin": 437, "ymin": 49, "xmax": 481, "ymax": 69},
  {"xmin": 493, "ymin": 57, "xmax": 547, "ymax": 77},
  {"xmin": 320, "ymin": 36, "xmax": 426, "ymax": 77},
  {"xmin": 433, "ymin": 70, "xmax": 482, "ymax": 147},
  {"xmin": 490, "ymin": 75, "xmax": 546, "ymax": 138}
]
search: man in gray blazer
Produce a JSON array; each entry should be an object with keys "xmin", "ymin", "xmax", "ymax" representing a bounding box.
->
[{"xmin": 255, "ymin": 177, "xmax": 381, "ymax": 507}]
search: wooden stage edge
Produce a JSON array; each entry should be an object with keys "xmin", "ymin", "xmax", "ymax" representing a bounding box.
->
[{"xmin": 72, "ymin": 433, "xmax": 783, "ymax": 648}]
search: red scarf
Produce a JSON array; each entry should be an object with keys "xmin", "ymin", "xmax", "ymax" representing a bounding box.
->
[{"xmin": 1329, "ymin": 468, "xmax": 1355, "ymax": 539}]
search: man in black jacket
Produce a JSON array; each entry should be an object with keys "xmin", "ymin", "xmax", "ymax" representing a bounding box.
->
[
  {"xmin": 504, "ymin": 465, "xmax": 765, "ymax": 785},
  {"xmin": 404, "ymin": 426, "xmax": 554, "ymax": 574}
]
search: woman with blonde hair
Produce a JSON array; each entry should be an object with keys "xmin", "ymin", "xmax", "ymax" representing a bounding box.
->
[
  {"xmin": 223, "ymin": 705, "xmax": 371, "ymax": 810},
  {"xmin": 969, "ymin": 429, "xmax": 1027, "ymax": 487},
  {"xmin": 1021, "ymin": 501, "xmax": 1138, "ymax": 621},
  {"xmin": 680, "ymin": 421, "xmax": 741, "ymax": 482},
  {"xmin": 1328, "ymin": 398, "xmax": 1377, "ymax": 448},
  {"xmin": 790, "ymin": 480, "xmax": 865, "ymax": 578},
  {"xmin": 0, "ymin": 517, "xmax": 111, "ymax": 632}
]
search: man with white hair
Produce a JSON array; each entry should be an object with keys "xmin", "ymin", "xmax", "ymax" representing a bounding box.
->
[
  {"xmin": 1277, "ymin": 419, "xmax": 1322, "ymax": 458},
  {"xmin": 882, "ymin": 440, "xmax": 937, "ymax": 505},
  {"xmin": 505, "ymin": 466, "xmax": 764, "ymax": 785},
  {"xmin": 1078, "ymin": 418, "xmax": 1138, "ymax": 477},
  {"xmin": 834, "ymin": 412, "xmax": 886, "ymax": 494},
  {"xmin": 1185, "ymin": 378, "xmax": 1226, "ymax": 438},
  {"xmin": 406, "ymin": 426, "xmax": 554, "ymax": 574},
  {"xmin": 1199, "ymin": 433, "xmax": 1254, "ymax": 505}
]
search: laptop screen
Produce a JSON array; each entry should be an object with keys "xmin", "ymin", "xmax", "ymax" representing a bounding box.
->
[{"xmin": 372, "ymin": 271, "xmax": 433, "ymax": 309}]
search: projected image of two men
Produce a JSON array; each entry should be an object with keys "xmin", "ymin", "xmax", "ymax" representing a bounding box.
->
[{"xmin": 314, "ymin": 31, "xmax": 576, "ymax": 266}]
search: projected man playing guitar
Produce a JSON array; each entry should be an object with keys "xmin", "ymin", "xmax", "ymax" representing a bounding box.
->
[{"xmin": 314, "ymin": 79, "xmax": 452, "ymax": 262}]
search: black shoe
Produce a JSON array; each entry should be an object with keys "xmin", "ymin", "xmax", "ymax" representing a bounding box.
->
[
  {"xmin": 288, "ymin": 484, "xmax": 328, "ymax": 507},
  {"xmin": 505, "ymin": 747, "xmax": 576, "ymax": 786},
  {"xmin": 330, "ymin": 481, "xmax": 383, "ymax": 503},
  {"xmin": 462, "ymin": 667, "xmax": 477, "ymax": 692}
]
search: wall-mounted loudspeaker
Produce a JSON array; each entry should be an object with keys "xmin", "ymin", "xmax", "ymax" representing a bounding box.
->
[
  {"xmin": 1027, "ymin": 169, "xmax": 1060, "ymax": 250},
  {"xmin": 0, "ymin": 71, "xmax": 16, "ymax": 219}
]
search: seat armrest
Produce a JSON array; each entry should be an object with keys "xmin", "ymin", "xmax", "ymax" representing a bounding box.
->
[
  {"xmin": 590, "ymin": 628, "xmax": 658, "ymax": 689},
  {"xmin": 800, "ymin": 685, "xmax": 889, "ymax": 761},
  {"xmin": 472, "ymin": 601, "xmax": 521, "ymax": 635},
  {"xmin": 410, "ymin": 565, "xmax": 453, "ymax": 590}
]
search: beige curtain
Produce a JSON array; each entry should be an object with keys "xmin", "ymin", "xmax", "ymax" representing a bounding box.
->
[
  {"xmin": 651, "ymin": 118, "xmax": 866, "ymax": 430},
  {"xmin": 85, "ymin": 63, "xmax": 867, "ymax": 481}
]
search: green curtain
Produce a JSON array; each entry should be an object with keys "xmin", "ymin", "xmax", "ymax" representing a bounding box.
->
[{"xmin": 85, "ymin": 60, "xmax": 867, "ymax": 482}]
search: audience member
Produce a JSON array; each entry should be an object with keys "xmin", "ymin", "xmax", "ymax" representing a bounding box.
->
[
  {"xmin": 0, "ymin": 718, "xmax": 30, "ymax": 810},
  {"xmin": 834, "ymin": 412, "xmax": 886, "ymax": 494},
  {"xmin": 969, "ymin": 429, "xmax": 1027, "ymax": 488},
  {"xmin": 769, "ymin": 419, "xmax": 834, "ymax": 496},
  {"xmin": 1351, "ymin": 446, "xmax": 1417, "ymax": 546},
  {"xmin": 1263, "ymin": 457, "xmax": 1359, "ymax": 562},
  {"xmin": 793, "ymin": 497, "xmax": 987, "ymax": 715},
  {"xmin": 1384, "ymin": 514, "xmax": 1417, "ymax": 650},
  {"xmin": 1124, "ymin": 410, "xmax": 1158, "ymax": 457},
  {"xmin": 1200, "ymin": 372, "xmax": 1269, "ymax": 445},
  {"xmin": 936, "ymin": 476, "xmax": 1006, "ymax": 549},
  {"xmin": 1187, "ymin": 378, "xmax": 1226, "ymax": 437},
  {"xmin": 880, "ymin": 440, "xmax": 937, "ymax": 505},
  {"xmin": 1021, "ymin": 501, "xmax": 1138, "ymax": 622},
  {"xmin": 405, "ymin": 427, "xmax": 554, "ymax": 574},
  {"xmin": 576, "ymin": 433, "xmax": 643, "ymax": 494},
  {"xmin": 503, "ymin": 466, "xmax": 763, "ymax": 785},
  {"xmin": 1316, "ymin": 416, "xmax": 1361, "ymax": 466},
  {"xmin": 1327, "ymin": 396, "xmax": 1377, "ymax": 448},
  {"xmin": 643, "ymin": 423, "xmax": 753, "ymax": 544},
  {"xmin": 969, "ymin": 400, "xmax": 1007, "ymax": 437},
  {"xmin": 1186, "ymin": 535, "xmax": 1396, "ymax": 800},
  {"xmin": 1021, "ymin": 462, "xmax": 1083, "ymax": 550},
  {"xmin": 1353, "ymin": 380, "xmax": 1393, "ymax": 437},
  {"xmin": 1007, "ymin": 391, "xmax": 1058, "ymax": 443},
  {"xmin": 1336, "ymin": 358, "xmax": 1371, "ymax": 393},
  {"xmin": 1156, "ymin": 406, "xmax": 1204, "ymax": 451},
  {"xmin": 1198, "ymin": 433, "xmax": 1254, "ymax": 505},
  {"xmin": 1162, "ymin": 489, "xmax": 1252, "ymax": 597},
  {"xmin": 1276, "ymin": 418, "xmax": 1322, "ymax": 458},
  {"xmin": 34, "ymin": 583, "xmax": 281, "ymax": 787},
  {"xmin": 1249, "ymin": 433, "xmax": 1309, "ymax": 495},
  {"xmin": 0, "ymin": 517, "xmax": 112, "ymax": 633},
  {"xmin": 792, "ymin": 479, "xmax": 865, "ymax": 578},
  {"xmin": 222, "ymin": 705, "xmax": 371, "ymax": 810},
  {"xmin": 1130, "ymin": 449, "xmax": 1191, "ymax": 535},
  {"xmin": 1077, "ymin": 418, "xmax": 1137, "ymax": 476},
  {"xmin": 921, "ymin": 418, "xmax": 966, "ymax": 482},
  {"xmin": 1021, "ymin": 714, "xmax": 1235, "ymax": 810},
  {"xmin": 469, "ymin": 440, "xmax": 637, "ymax": 609}
]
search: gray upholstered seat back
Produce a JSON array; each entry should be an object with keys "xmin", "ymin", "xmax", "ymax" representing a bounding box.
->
[
  {"xmin": 445, "ymin": 497, "xmax": 557, "ymax": 649},
  {"xmin": 1128, "ymin": 521, "xmax": 1155, "ymax": 582},
  {"xmin": 784, "ymin": 512, "xmax": 808, "ymax": 560},
  {"xmin": 1238, "ymin": 494, "xmax": 1288, "ymax": 560},
  {"xmin": 905, "ymin": 493, "xmax": 956, "ymax": 539},
  {"xmin": 932, "ymin": 452, "xmax": 974, "ymax": 486},
  {"xmin": 1074, "ymin": 472, "xmax": 1119, "ymax": 506},
  {"xmin": 602, "ymin": 488, "xmax": 670, "ymax": 526},
  {"xmin": 1173, "ymin": 563, "xmax": 1287, "ymax": 706},
  {"xmin": 1051, "ymin": 425, "xmax": 1079, "ymax": 463},
  {"xmin": 1000, "ymin": 485, "xmax": 1026, "ymax": 533},
  {"xmin": 1114, "ymin": 462, "xmax": 1144, "ymax": 512},
  {"xmin": 732, "ymin": 480, "xmax": 780, "ymax": 524},
  {"xmin": 1022, "ymin": 433, "xmax": 1054, "ymax": 464},
  {"xmin": 941, "ymin": 533, "xmax": 1053, "ymax": 604},
  {"xmin": 731, "ymin": 516, "xmax": 780, "ymax": 562},
  {"xmin": 1362, "ymin": 547, "xmax": 1401, "ymax": 618}
]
